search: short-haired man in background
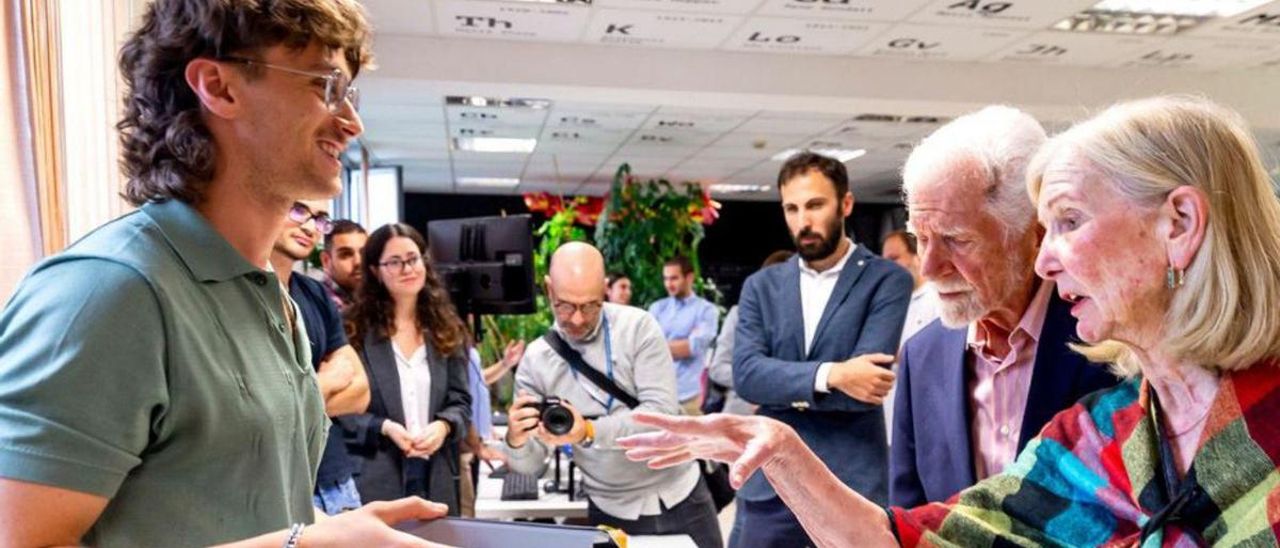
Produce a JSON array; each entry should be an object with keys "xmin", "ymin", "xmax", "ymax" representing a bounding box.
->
[
  {"xmin": 879, "ymin": 229, "xmax": 939, "ymax": 442},
  {"xmin": 649, "ymin": 256, "xmax": 719, "ymax": 416},
  {"xmin": 321, "ymin": 219, "xmax": 367, "ymax": 311}
]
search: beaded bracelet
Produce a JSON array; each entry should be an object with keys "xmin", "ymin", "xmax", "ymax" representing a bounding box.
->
[{"xmin": 283, "ymin": 523, "xmax": 306, "ymax": 548}]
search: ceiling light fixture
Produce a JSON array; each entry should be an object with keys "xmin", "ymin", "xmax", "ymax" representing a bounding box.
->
[
  {"xmin": 458, "ymin": 177, "xmax": 521, "ymax": 187},
  {"xmin": 446, "ymin": 96, "xmax": 553, "ymax": 109},
  {"xmin": 771, "ymin": 148, "xmax": 867, "ymax": 163},
  {"xmin": 1089, "ymin": 0, "xmax": 1268, "ymax": 18},
  {"xmin": 453, "ymin": 137, "xmax": 537, "ymax": 153},
  {"xmin": 1054, "ymin": 0, "xmax": 1269, "ymax": 34}
]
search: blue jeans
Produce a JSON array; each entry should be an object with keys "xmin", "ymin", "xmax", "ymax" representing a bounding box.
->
[{"xmin": 313, "ymin": 476, "xmax": 362, "ymax": 515}]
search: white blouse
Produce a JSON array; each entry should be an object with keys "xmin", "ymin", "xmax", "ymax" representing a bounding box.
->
[{"xmin": 393, "ymin": 343, "xmax": 432, "ymax": 457}]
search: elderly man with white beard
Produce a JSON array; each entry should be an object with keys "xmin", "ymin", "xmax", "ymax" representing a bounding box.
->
[{"xmin": 886, "ymin": 106, "xmax": 1121, "ymax": 507}]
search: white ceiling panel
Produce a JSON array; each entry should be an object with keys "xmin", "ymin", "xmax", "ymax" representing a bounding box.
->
[
  {"xmin": 360, "ymin": 0, "xmax": 435, "ymax": 36},
  {"xmin": 357, "ymin": 0, "xmax": 1280, "ymax": 202},
  {"xmin": 697, "ymin": 135, "xmax": 802, "ymax": 158},
  {"xmin": 434, "ymin": 0, "xmax": 589, "ymax": 42},
  {"xmin": 585, "ymin": 10, "xmax": 743, "ymax": 48},
  {"xmin": 856, "ymin": 24, "xmax": 1026, "ymax": 61},
  {"xmin": 823, "ymin": 119, "xmax": 939, "ymax": 141},
  {"xmin": 545, "ymin": 108, "xmax": 655, "ymax": 131},
  {"xmin": 732, "ymin": 113, "xmax": 848, "ymax": 135},
  {"xmin": 525, "ymin": 153, "xmax": 608, "ymax": 172},
  {"xmin": 753, "ymin": 0, "xmax": 933, "ymax": 22},
  {"xmin": 1103, "ymin": 38, "xmax": 1280, "ymax": 70},
  {"xmin": 672, "ymin": 155, "xmax": 759, "ymax": 169},
  {"xmin": 1191, "ymin": 2, "xmax": 1280, "ymax": 40},
  {"xmin": 1168, "ymin": 37, "xmax": 1280, "ymax": 69},
  {"xmin": 645, "ymin": 107, "xmax": 755, "ymax": 132},
  {"xmin": 535, "ymin": 127, "xmax": 632, "ymax": 154},
  {"xmin": 448, "ymin": 124, "xmax": 541, "ymax": 140},
  {"xmin": 445, "ymin": 105, "xmax": 549, "ymax": 128},
  {"xmin": 725, "ymin": 18, "xmax": 891, "ymax": 55},
  {"xmin": 622, "ymin": 129, "xmax": 722, "ymax": 148},
  {"xmin": 985, "ymin": 31, "xmax": 1169, "ymax": 67},
  {"xmin": 594, "ymin": 0, "xmax": 766, "ymax": 15},
  {"xmin": 907, "ymin": 0, "xmax": 1096, "ymax": 30}
]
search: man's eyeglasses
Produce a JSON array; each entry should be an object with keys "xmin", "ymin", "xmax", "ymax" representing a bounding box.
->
[
  {"xmin": 287, "ymin": 202, "xmax": 333, "ymax": 235},
  {"xmin": 552, "ymin": 299, "xmax": 603, "ymax": 318},
  {"xmin": 379, "ymin": 254, "xmax": 423, "ymax": 273},
  {"xmin": 220, "ymin": 56, "xmax": 359, "ymax": 113}
]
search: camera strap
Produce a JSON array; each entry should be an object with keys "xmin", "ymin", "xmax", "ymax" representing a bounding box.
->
[{"xmin": 544, "ymin": 327, "xmax": 640, "ymax": 410}]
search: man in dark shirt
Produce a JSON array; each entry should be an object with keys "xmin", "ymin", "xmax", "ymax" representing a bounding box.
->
[{"xmin": 270, "ymin": 198, "xmax": 371, "ymax": 514}]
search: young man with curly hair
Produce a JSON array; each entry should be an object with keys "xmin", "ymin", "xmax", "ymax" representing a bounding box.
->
[{"xmin": 0, "ymin": 1, "xmax": 447, "ymax": 546}]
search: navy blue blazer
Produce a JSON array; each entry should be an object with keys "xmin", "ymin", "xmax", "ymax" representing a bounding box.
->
[
  {"xmin": 888, "ymin": 287, "xmax": 1121, "ymax": 507},
  {"xmin": 733, "ymin": 244, "xmax": 914, "ymax": 504}
]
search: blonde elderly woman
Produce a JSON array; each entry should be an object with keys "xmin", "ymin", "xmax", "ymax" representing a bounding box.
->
[{"xmin": 618, "ymin": 96, "xmax": 1280, "ymax": 547}]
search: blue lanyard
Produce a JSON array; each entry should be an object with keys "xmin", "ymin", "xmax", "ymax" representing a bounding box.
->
[{"xmin": 568, "ymin": 316, "xmax": 615, "ymax": 412}]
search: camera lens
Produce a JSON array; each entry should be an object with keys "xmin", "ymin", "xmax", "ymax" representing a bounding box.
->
[{"xmin": 540, "ymin": 397, "xmax": 575, "ymax": 436}]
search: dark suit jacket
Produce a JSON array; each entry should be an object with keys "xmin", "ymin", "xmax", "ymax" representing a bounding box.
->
[
  {"xmin": 888, "ymin": 288, "xmax": 1121, "ymax": 507},
  {"xmin": 733, "ymin": 245, "xmax": 914, "ymax": 504},
  {"xmin": 339, "ymin": 331, "xmax": 472, "ymax": 514}
]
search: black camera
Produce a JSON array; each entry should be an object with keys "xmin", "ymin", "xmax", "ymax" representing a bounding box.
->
[{"xmin": 532, "ymin": 396, "xmax": 575, "ymax": 436}]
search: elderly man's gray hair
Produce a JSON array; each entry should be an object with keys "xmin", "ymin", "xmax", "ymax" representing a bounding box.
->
[{"xmin": 901, "ymin": 105, "xmax": 1047, "ymax": 239}]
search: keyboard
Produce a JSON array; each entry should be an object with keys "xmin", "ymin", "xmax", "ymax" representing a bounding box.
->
[{"xmin": 500, "ymin": 471, "xmax": 541, "ymax": 501}]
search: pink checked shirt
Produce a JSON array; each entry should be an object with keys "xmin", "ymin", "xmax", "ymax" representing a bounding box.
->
[{"xmin": 966, "ymin": 280, "xmax": 1054, "ymax": 480}]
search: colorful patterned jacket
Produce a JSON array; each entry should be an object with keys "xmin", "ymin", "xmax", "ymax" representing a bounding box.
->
[{"xmin": 890, "ymin": 359, "xmax": 1280, "ymax": 547}]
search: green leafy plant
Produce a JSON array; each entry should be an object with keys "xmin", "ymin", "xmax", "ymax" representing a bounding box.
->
[
  {"xmin": 475, "ymin": 165, "xmax": 722, "ymax": 406},
  {"xmin": 594, "ymin": 164, "xmax": 720, "ymax": 307}
]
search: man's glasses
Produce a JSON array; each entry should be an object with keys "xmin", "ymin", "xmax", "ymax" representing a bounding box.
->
[
  {"xmin": 379, "ymin": 254, "xmax": 423, "ymax": 273},
  {"xmin": 220, "ymin": 56, "xmax": 359, "ymax": 113},
  {"xmin": 552, "ymin": 299, "xmax": 603, "ymax": 318},
  {"xmin": 287, "ymin": 202, "xmax": 333, "ymax": 234}
]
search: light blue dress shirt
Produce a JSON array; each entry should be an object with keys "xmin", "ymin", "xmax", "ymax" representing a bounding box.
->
[
  {"xmin": 466, "ymin": 347, "xmax": 493, "ymax": 438},
  {"xmin": 647, "ymin": 295, "xmax": 719, "ymax": 402}
]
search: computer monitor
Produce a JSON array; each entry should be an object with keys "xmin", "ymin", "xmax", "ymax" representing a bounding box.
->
[{"xmin": 426, "ymin": 214, "xmax": 536, "ymax": 317}]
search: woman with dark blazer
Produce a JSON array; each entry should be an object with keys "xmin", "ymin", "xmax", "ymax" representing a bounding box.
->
[{"xmin": 341, "ymin": 223, "xmax": 471, "ymax": 514}]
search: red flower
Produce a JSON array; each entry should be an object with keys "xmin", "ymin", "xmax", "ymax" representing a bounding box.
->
[
  {"xmin": 575, "ymin": 197, "xmax": 606, "ymax": 226},
  {"xmin": 523, "ymin": 192, "xmax": 552, "ymax": 213}
]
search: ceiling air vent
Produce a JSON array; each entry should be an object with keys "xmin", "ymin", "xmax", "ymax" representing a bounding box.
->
[
  {"xmin": 904, "ymin": 116, "xmax": 948, "ymax": 124},
  {"xmin": 852, "ymin": 113, "xmax": 902, "ymax": 123}
]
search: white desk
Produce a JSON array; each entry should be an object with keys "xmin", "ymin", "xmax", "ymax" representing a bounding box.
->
[
  {"xmin": 629, "ymin": 535, "xmax": 698, "ymax": 548},
  {"xmin": 474, "ymin": 460, "xmax": 588, "ymax": 520},
  {"xmin": 474, "ymin": 431, "xmax": 696, "ymax": 547}
]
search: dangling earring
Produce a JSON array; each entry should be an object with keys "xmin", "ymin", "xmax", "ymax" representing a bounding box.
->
[{"xmin": 1165, "ymin": 266, "xmax": 1185, "ymax": 289}]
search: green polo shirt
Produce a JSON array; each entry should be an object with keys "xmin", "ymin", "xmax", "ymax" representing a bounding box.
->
[{"xmin": 0, "ymin": 200, "xmax": 326, "ymax": 546}]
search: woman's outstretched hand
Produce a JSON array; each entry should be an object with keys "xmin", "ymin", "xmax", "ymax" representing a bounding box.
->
[{"xmin": 617, "ymin": 412, "xmax": 798, "ymax": 489}]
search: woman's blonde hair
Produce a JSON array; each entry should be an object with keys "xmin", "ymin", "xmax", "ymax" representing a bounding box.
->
[{"xmin": 1027, "ymin": 95, "xmax": 1280, "ymax": 376}]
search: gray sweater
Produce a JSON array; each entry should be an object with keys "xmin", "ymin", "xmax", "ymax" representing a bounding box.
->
[
  {"xmin": 708, "ymin": 305, "xmax": 756, "ymax": 416},
  {"xmin": 504, "ymin": 303, "xmax": 700, "ymax": 520}
]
